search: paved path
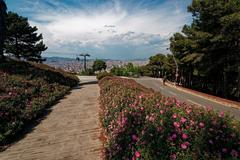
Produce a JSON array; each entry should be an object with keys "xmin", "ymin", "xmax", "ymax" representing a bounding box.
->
[
  {"xmin": 134, "ymin": 77, "xmax": 240, "ymax": 120},
  {"xmin": 0, "ymin": 76, "xmax": 101, "ymax": 160}
]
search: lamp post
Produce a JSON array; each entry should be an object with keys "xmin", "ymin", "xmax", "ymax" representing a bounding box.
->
[
  {"xmin": 167, "ymin": 48, "xmax": 179, "ymax": 85},
  {"xmin": 76, "ymin": 53, "xmax": 90, "ymax": 71}
]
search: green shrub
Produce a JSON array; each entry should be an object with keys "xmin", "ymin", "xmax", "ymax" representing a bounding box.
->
[
  {"xmin": 0, "ymin": 59, "xmax": 79, "ymax": 146},
  {"xmin": 99, "ymin": 77, "xmax": 240, "ymax": 160},
  {"xmin": 97, "ymin": 72, "xmax": 113, "ymax": 80},
  {"xmin": 110, "ymin": 63, "xmax": 142, "ymax": 77},
  {"xmin": 79, "ymin": 68, "xmax": 95, "ymax": 76}
]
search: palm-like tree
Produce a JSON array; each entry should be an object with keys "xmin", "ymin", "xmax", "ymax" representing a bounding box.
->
[{"xmin": 0, "ymin": 0, "xmax": 7, "ymax": 60}]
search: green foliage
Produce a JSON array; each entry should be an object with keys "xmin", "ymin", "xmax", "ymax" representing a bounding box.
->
[
  {"xmin": 79, "ymin": 68, "xmax": 95, "ymax": 76},
  {"xmin": 99, "ymin": 77, "xmax": 240, "ymax": 160},
  {"xmin": 92, "ymin": 59, "xmax": 107, "ymax": 72},
  {"xmin": 139, "ymin": 65, "xmax": 153, "ymax": 77},
  {"xmin": 96, "ymin": 71, "xmax": 113, "ymax": 80},
  {"xmin": 0, "ymin": 59, "xmax": 79, "ymax": 146},
  {"xmin": 110, "ymin": 63, "xmax": 141, "ymax": 77},
  {"xmin": 170, "ymin": 0, "xmax": 240, "ymax": 101},
  {"xmin": 0, "ymin": 0, "xmax": 7, "ymax": 59},
  {"xmin": 146, "ymin": 54, "xmax": 176, "ymax": 80},
  {"xmin": 4, "ymin": 12, "xmax": 47, "ymax": 62}
]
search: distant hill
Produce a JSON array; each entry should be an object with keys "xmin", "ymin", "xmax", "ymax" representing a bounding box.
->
[
  {"xmin": 45, "ymin": 57, "xmax": 76, "ymax": 62},
  {"xmin": 44, "ymin": 56, "xmax": 148, "ymax": 73},
  {"xmin": 44, "ymin": 56, "xmax": 148, "ymax": 62}
]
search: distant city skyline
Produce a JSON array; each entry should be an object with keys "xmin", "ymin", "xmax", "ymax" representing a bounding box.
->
[{"xmin": 7, "ymin": 0, "xmax": 192, "ymax": 59}]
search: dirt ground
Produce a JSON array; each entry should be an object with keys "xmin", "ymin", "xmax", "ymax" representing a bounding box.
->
[{"xmin": 0, "ymin": 76, "xmax": 101, "ymax": 160}]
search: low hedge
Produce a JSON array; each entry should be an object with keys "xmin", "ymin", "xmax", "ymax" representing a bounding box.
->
[
  {"xmin": 0, "ymin": 59, "xmax": 79, "ymax": 146},
  {"xmin": 97, "ymin": 72, "xmax": 113, "ymax": 80},
  {"xmin": 99, "ymin": 77, "xmax": 240, "ymax": 160}
]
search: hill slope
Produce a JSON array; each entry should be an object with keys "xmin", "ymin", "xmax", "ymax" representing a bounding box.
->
[{"xmin": 0, "ymin": 59, "xmax": 79, "ymax": 146}]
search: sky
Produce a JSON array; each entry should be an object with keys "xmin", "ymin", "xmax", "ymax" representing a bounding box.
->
[{"xmin": 6, "ymin": 0, "xmax": 192, "ymax": 59}]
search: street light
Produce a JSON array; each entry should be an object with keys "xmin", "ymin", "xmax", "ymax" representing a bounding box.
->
[
  {"xmin": 76, "ymin": 53, "xmax": 90, "ymax": 71},
  {"xmin": 167, "ymin": 48, "xmax": 179, "ymax": 85}
]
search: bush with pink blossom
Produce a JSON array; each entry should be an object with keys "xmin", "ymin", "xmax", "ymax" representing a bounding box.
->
[
  {"xmin": 0, "ymin": 59, "xmax": 79, "ymax": 147},
  {"xmin": 99, "ymin": 77, "xmax": 240, "ymax": 160}
]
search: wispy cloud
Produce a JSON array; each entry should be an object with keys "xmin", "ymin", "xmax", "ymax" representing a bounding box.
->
[{"xmin": 7, "ymin": 0, "xmax": 192, "ymax": 59}]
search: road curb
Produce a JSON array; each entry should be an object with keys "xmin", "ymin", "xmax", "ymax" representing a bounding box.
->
[{"xmin": 165, "ymin": 81, "xmax": 240, "ymax": 109}]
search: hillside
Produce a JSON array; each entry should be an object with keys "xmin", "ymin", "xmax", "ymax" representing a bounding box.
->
[{"xmin": 0, "ymin": 59, "xmax": 79, "ymax": 146}]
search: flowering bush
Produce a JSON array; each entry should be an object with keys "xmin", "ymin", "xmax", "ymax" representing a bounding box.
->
[
  {"xmin": 99, "ymin": 77, "xmax": 240, "ymax": 160},
  {"xmin": 0, "ymin": 59, "xmax": 79, "ymax": 146}
]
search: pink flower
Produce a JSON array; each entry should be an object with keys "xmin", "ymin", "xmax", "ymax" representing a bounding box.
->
[
  {"xmin": 206, "ymin": 106, "xmax": 213, "ymax": 111},
  {"xmin": 182, "ymin": 133, "xmax": 188, "ymax": 139},
  {"xmin": 209, "ymin": 128, "xmax": 214, "ymax": 132},
  {"xmin": 208, "ymin": 140, "xmax": 214, "ymax": 144},
  {"xmin": 160, "ymin": 110, "xmax": 164, "ymax": 114},
  {"xmin": 180, "ymin": 117, "xmax": 187, "ymax": 123},
  {"xmin": 190, "ymin": 120, "xmax": 195, "ymax": 126},
  {"xmin": 173, "ymin": 122, "xmax": 180, "ymax": 128},
  {"xmin": 170, "ymin": 153, "xmax": 177, "ymax": 160},
  {"xmin": 172, "ymin": 113, "xmax": 177, "ymax": 119},
  {"xmin": 231, "ymin": 149, "xmax": 238, "ymax": 158},
  {"xmin": 219, "ymin": 111, "xmax": 224, "ymax": 118},
  {"xmin": 199, "ymin": 122, "xmax": 205, "ymax": 128},
  {"xmin": 132, "ymin": 135, "xmax": 138, "ymax": 141},
  {"xmin": 181, "ymin": 143, "xmax": 188, "ymax": 149},
  {"xmin": 135, "ymin": 151, "xmax": 141, "ymax": 158},
  {"xmin": 176, "ymin": 100, "xmax": 181, "ymax": 107},
  {"xmin": 186, "ymin": 108, "xmax": 191, "ymax": 114},
  {"xmin": 181, "ymin": 141, "xmax": 190, "ymax": 150},
  {"xmin": 149, "ymin": 116, "xmax": 155, "ymax": 122},
  {"xmin": 138, "ymin": 94, "xmax": 144, "ymax": 99},
  {"xmin": 184, "ymin": 141, "xmax": 190, "ymax": 146},
  {"xmin": 171, "ymin": 133, "xmax": 177, "ymax": 140}
]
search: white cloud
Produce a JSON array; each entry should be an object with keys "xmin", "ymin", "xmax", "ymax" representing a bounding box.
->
[{"xmin": 26, "ymin": 0, "xmax": 191, "ymax": 59}]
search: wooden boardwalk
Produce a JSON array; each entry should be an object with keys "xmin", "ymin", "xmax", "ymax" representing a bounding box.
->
[{"xmin": 0, "ymin": 76, "xmax": 101, "ymax": 160}]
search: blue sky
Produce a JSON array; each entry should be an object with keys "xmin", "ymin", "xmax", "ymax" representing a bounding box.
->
[{"xmin": 6, "ymin": 0, "xmax": 192, "ymax": 59}]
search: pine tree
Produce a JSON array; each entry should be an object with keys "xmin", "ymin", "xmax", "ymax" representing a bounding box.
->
[
  {"xmin": 92, "ymin": 60, "xmax": 107, "ymax": 72},
  {"xmin": 170, "ymin": 0, "xmax": 240, "ymax": 100},
  {"xmin": 5, "ymin": 12, "xmax": 47, "ymax": 62}
]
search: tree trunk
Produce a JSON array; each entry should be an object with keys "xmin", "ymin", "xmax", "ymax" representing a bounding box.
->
[
  {"xmin": 0, "ymin": 40, "xmax": 3, "ymax": 60},
  {"xmin": 238, "ymin": 66, "xmax": 240, "ymax": 101},
  {"xmin": 15, "ymin": 36, "xmax": 20, "ymax": 59},
  {"xmin": 222, "ymin": 71, "xmax": 228, "ymax": 98},
  {"xmin": 0, "ymin": 16, "xmax": 4, "ymax": 60}
]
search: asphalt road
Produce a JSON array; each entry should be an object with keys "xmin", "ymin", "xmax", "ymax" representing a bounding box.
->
[{"xmin": 134, "ymin": 77, "xmax": 240, "ymax": 120}]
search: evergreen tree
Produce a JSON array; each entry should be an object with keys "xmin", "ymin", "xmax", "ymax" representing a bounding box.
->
[
  {"xmin": 92, "ymin": 59, "xmax": 107, "ymax": 72},
  {"xmin": 0, "ymin": 0, "xmax": 7, "ymax": 60},
  {"xmin": 170, "ymin": 0, "xmax": 240, "ymax": 100},
  {"xmin": 5, "ymin": 12, "xmax": 47, "ymax": 62},
  {"xmin": 147, "ymin": 54, "xmax": 176, "ymax": 78}
]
